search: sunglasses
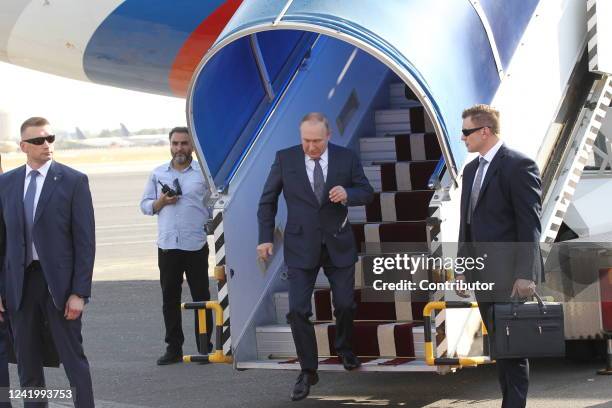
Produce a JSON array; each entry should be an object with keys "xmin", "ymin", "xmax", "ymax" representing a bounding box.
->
[
  {"xmin": 461, "ymin": 126, "xmax": 488, "ymax": 137},
  {"xmin": 22, "ymin": 135, "xmax": 56, "ymax": 145}
]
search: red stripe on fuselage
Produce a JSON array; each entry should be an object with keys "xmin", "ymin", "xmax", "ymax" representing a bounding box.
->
[{"xmin": 169, "ymin": 0, "xmax": 243, "ymax": 97}]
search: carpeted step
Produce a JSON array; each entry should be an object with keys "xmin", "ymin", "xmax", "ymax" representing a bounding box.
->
[
  {"xmin": 313, "ymin": 288, "xmax": 427, "ymax": 322},
  {"xmin": 360, "ymin": 133, "xmax": 441, "ymax": 163},
  {"xmin": 379, "ymin": 160, "xmax": 438, "ymax": 191},
  {"xmin": 322, "ymin": 321, "xmax": 418, "ymax": 357},
  {"xmin": 389, "ymin": 83, "xmax": 422, "ymax": 109},
  {"xmin": 351, "ymin": 221, "xmax": 428, "ymax": 250},
  {"xmin": 361, "ymin": 160, "xmax": 437, "ymax": 193},
  {"xmin": 256, "ymin": 321, "xmax": 422, "ymax": 359},
  {"xmin": 361, "ymin": 190, "xmax": 435, "ymax": 223},
  {"xmin": 255, "ymin": 322, "xmax": 434, "ymax": 360},
  {"xmin": 273, "ymin": 289, "xmax": 351, "ymax": 323},
  {"xmin": 349, "ymin": 190, "xmax": 435, "ymax": 223},
  {"xmin": 363, "ymin": 165, "xmax": 383, "ymax": 192},
  {"xmin": 374, "ymin": 108, "xmax": 432, "ymax": 137}
]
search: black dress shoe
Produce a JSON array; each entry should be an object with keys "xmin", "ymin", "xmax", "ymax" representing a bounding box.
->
[
  {"xmin": 156, "ymin": 350, "xmax": 183, "ymax": 365},
  {"xmin": 290, "ymin": 371, "xmax": 319, "ymax": 401},
  {"xmin": 338, "ymin": 352, "xmax": 361, "ymax": 370}
]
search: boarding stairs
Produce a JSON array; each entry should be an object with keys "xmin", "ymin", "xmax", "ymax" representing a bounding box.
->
[{"xmin": 243, "ymin": 83, "xmax": 445, "ymax": 371}]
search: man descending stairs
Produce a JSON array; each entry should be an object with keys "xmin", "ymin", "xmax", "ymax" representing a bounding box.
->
[{"xmin": 255, "ymin": 83, "xmax": 442, "ymax": 375}]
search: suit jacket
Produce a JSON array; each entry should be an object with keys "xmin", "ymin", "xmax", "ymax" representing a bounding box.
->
[
  {"xmin": 258, "ymin": 143, "xmax": 374, "ymax": 269},
  {"xmin": 458, "ymin": 144, "xmax": 543, "ymax": 296},
  {"xmin": 0, "ymin": 161, "xmax": 95, "ymax": 312}
]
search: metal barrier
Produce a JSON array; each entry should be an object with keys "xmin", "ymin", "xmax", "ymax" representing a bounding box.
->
[
  {"xmin": 423, "ymin": 301, "xmax": 494, "ymax": 367},
  {"xmin": 181, "ymin": 301, "xmax": 233, "ymax": 364}
]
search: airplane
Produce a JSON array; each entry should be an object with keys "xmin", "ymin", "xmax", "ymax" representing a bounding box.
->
[
  {"xmin": 0, "ymin": 140, "xmax": 19, "ymax": 153},
  {"xmin": 60, "ymin": 124, "xmax": 166, "ymax": 149},
  {"xmin": 0, "ymin": 0, "xmax": 611, "ymax": 376},
  {"xmin": 60, "ymin": 127, "xmax": 134, "ymax": 149},
  {"xmin": 119, "ymin": 123, "xmax": 168, "ymax": 146},
  {"xmin": 75, "ymin": 127, "xmax": 86, "ymax": 140},
  {"xmin": 0, "ymin": 110, "xmax": 19, "ymax": 152}
]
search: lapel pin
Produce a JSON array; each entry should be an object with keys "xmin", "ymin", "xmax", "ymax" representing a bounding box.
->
[{"xmin": 54, "ymin": 176, "xmax": 58, "ymax": 181}]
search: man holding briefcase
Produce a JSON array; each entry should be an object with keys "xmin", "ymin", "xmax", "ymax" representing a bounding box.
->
[{"xmin": 456, "ymin": 105, "xmax": 543, "ymax": 408}]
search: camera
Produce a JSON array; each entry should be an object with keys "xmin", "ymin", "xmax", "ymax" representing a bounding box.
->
[{"xmin": 158, "ymin": 179, "xmax": 182, "ymax": 197}]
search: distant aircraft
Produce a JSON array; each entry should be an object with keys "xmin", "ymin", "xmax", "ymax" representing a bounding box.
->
[
  {"xmin": 62, "ymin": 126, "xmax": 133, "ymax": 149},
  {"xmin": 61, "ymin": 124, "xmax": 167, "ymax": 149},
  {"xmin": 119, "ymin": 123, "xmax": 130, "ymax": 138},
  {"xmin": 0, "ymin": 140, "xmax": 19, "ymax": 153},
  {"xmin": 119, "ymin": 123, "xmax": 168, "ymax": 147},
  {"xmin": 75, "ymin": 127, "xmax": 86, "ymax": 140}
]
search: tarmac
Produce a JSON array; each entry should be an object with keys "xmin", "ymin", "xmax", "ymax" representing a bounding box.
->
[{"xmin": 2, "ymin": 163, "xmax": 611, "ymax": 407}]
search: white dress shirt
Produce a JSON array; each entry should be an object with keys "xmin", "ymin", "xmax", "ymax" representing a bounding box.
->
[
  {"xmin": 23, "ymin": 159, "xmax": 52, "ymax": 260},
  {"xmin": 305, "ymin": 148, "xmax": 328, "ymax": 191},
  {"xmin": 472, "ymin": 139, "xmax": 503, "ymax": 190},
  {"xmin": 140, "ymin": 160, "xmax": 211, "ymax": 251}
]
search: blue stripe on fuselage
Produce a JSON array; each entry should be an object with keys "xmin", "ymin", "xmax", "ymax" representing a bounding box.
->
[{"xmin": 83, "ymin": 0, "xmax": 226, "ymax": 96}]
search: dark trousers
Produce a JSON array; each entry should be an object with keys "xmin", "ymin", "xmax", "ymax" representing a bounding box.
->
[
  {"xmin": 466, "ymin": 224, "xmax": 529, "ymax": 408},
  {"xmin": 287, "ymin": 245, "xmax": 356, "ymax": 372},
  {"xmin": 478, "ymin": 301, "xmax": 529, "ymax": 408},
  {"xmin": 158, "ymin": 246, "xmax": 212, "ymax": 354},
  {"xmin": 9, "ymin": 264, "xmax": 94, "ymax": 408},
  {"xmin": 0, "ymin": 321, "xmax": 11, "ymax": 408}
]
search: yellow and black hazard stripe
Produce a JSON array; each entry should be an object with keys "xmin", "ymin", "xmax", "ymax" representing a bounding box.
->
[
  {"xmin": 208, "ymin": 209, "xmax": 232, "ymax": 357},
  {"xmin": 182, "ymin": 301, "xmax": 232, "ymax": 364},
  {"xmin": 423, "ymin": 301, "xmax": 492, "ymax": 367}
]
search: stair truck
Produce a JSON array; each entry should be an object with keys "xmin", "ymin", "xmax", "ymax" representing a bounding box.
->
[{"xmin": 0, "ymin": 0, "xmax": 610, "ymax": 374}]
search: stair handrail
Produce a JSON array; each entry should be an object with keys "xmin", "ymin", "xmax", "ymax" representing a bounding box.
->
[
  {"xmin": 182, "ymin": 301, "xmax": 233, "ymax": 364},
  {"xmin": 222, "ymin": 35, "xmax": 320, "ymax": 192},
  {"xmin": 427, "ymin": 158, "xmax": 448, "ymax": 190}
]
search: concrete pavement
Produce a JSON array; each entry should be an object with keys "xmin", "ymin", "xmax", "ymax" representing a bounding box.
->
[{"xmin": 4, "ymin": 168, "xmax": 611, "ymax": 407}]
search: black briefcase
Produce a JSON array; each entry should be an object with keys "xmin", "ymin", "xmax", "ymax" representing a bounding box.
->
[{"xmin": 489, "ymin": 293, "xmax": 565, "ymax": 359}]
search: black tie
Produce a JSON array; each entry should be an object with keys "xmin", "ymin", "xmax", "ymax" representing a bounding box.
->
[{"xmin": 313, "ymin": 159, "xmax": 325, "ymax": 204}]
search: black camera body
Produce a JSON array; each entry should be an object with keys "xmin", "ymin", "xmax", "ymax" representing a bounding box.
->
[{"xmin": 158, "ymin": 180, "xmax": 182, "ymax": 198}]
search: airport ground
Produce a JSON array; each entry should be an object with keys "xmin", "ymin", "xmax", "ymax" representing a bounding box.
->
[{"xmin": 1, "ymin": 148, "xmax": 611, "ymax": 407}]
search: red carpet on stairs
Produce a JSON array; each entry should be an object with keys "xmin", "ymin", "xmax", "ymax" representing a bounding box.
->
[
  {"xmin": 313, "ymin": 288, "xmax": 427, "ymax": 322},
  {"xmin": 394, "ymin": 132, "xmax": 441, "ymax": 161},
  {"xmin": 327, "ymin": 321, "xmax": 418, "ymax": 357},
  {"xmin": 365, "ymin": 190, "xmax": 435, "ymax": 222},
  {"xmin": 379, "ymin": 160, "xmax": 438, "ymax": 191},
  {"xmin": 351, "ymin": 221, "xmax": 428, "ymax": 248}
]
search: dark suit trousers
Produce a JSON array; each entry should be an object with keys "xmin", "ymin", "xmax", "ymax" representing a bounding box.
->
[
  {"xmin": 9, "ymin": 263, "xmax": 94, "ymax": 408},
  {"xmin": 477, "ymin": 297, "xmax": 529, "ymax": 408},
  {"xmin": 287, "ymin": 245, "xmax": 356, "ymax": 372},
  {"xmin": 158, "ymin": 246, "xmax": 213, "ymax": 354},
  {"xmin": 0, "ymin": 321, "xmax": 11, "ymax": 408},
  {"xmin": 466, "ymin": 223, "xmax": 529, "ymax": 408}
]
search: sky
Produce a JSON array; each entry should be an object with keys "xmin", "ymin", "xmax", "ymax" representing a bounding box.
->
[{"xmin": 0, "ymin": 61, "xmax": 186, "ymax": 139}]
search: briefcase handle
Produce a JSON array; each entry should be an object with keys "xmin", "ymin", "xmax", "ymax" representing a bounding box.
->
[{"xmin": 510, "ymin": 291, "xmax": 547, "ymax": 316}]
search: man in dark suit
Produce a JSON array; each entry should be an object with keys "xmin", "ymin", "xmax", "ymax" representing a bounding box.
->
[
  {"xmin": 456, "ymin": 105, "xmax": 542, "ymax": 408},
  {"xmin": 257, "ymin": 113, "xmax": 374, "ymax": 401},
  {"xmin": 0, "ymin": 117, "xmax": 95, "ymax": 407},
  {"xmin": 0, "ymin": 160, "xmax": 11, "ymax": 408}
]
